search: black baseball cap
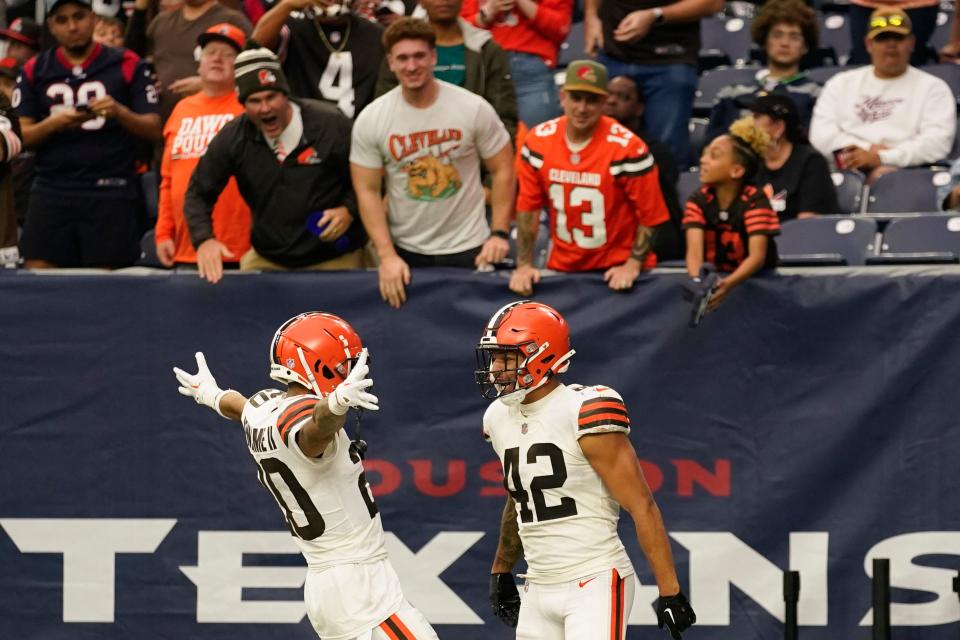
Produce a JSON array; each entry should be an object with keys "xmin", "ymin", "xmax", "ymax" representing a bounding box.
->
[
  {"xmin": 45, "ymin": 0, "xmax": 92, "ymax": 15},
  {"xmin": 740, "ymin": 91, "xmax": 800, "ymax": 130}
]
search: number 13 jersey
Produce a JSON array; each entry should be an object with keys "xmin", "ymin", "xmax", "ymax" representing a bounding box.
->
[
  {"xmin": 483, "ymin": 383, "xmax": 636, "ymax": 584},
  {"xmin": 240, "ymin": 389, "xmax": 388, "ymax": 571},
  {"xmin": 517, "ymin": 115, "xmax": 669, "ymax": 273}
]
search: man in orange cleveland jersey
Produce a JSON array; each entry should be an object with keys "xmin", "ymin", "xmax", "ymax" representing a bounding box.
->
[{"xmin": 510, "ymin": 59, "xmax": 669, "ymax": 296}]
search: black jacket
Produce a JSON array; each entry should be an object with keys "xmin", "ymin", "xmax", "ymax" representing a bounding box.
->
[{"xmin": 184, "ymin": 98, "xmax": 364, "ymax": 268}]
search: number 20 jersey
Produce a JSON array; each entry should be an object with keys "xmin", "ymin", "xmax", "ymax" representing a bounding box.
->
[
  {"xmin": 240, "ymin": 389, "xmax": 388, "ymax": 571},
  {"xmin": 483, "ymin": 383, "xmax": 635, "ymax": 584},
  {"xmin": 517, "ymin": 115, "xmax": 669, "ymax": 272}
]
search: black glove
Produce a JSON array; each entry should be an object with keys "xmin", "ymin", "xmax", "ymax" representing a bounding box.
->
[
  {"xmin": 489, "ymin": 572, "xmax": 521, "ymax": 628},
  {"xmin": 656, "ymin": 591, "xmax": 696, "ymax": 639},
  {"xmin": 680, "ymin": 265, "xmax": 719, "ymax": 328}
]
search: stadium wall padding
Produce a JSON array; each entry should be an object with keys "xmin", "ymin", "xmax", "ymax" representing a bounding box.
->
[{"xmin": 0, "ymin": 267, "xmax": 958, "ymax": 639}]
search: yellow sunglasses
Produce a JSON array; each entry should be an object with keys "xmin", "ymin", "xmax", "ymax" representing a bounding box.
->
[{"xmin": 870, "ymin": 15, "xmax": 908, "ymax": 29}]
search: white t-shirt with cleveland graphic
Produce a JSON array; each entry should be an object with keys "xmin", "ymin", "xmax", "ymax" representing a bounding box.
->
[{"xmin": 351, "ymin": 80, "xmax": 511, "ymax": 255}]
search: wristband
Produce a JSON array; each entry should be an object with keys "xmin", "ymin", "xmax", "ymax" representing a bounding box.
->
[
  {"xmin": 491, "ymin": 229, "xmax": 510, "ymax": 240},
  {"xmin": 328, "ymin": 390, "xmax": 349, "ymax": 416},
  {"xmin": 652, "ymin": 7, "xmax": 665, "ymax": 24},
  {"xmin": 213, "ymin": 389, "xmax": 235, "ymax": 419}
]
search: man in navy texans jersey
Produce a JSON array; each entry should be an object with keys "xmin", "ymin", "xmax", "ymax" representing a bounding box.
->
[{"xmin": 15, "ymin": 0, "xmax": 161, "ymax": 269}]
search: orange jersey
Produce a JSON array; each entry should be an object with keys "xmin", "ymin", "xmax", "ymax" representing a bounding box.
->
[
  {"xmin": 156, "ymin": 92, "xmax": 251, "ymax": 264},
  {"xmin": 517, "ymin": 115, "xmax": 669, "ymax": 272}
]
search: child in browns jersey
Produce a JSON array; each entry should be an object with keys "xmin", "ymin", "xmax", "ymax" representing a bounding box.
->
[{"xmin": 683, "ymin": 116, "xmax": 780, "ymax": 311}]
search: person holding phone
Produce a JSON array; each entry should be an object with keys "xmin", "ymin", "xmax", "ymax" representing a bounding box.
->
[{"xmin": 15, "ymin": 0, "xmax": 161, "ymax": 269}]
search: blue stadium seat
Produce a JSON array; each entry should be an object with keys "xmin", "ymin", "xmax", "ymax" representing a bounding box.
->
[
  {"xmin": 688, "ymin": 118, "xmax": 709, "ymax": 165},
  {"xmin": 818, "ymin": 13, "xmax": 852, "ymax": 65},
  {"xmin": 700, "ymin": 16, "xmax": 754, "ymax": 68},
  {"xmin": 865, "ymin": 167, "xmax": 951, "ymax": 213},
  {"xmin": 806, "ymin": 65, "xmax": 845, "ymax": 86},
  {"xmin": 920, "ymin": 64, "xmax": 960, "ymax": 108},
  {"xmin": 693, "ymin": 66, "xmax": 762, "ymax": 114},
  {"xmin": 930, "ymin": 11, "xmax": 951, "ymax": 51},
  {"xmin": 831, "ymin": 170, "xmax": 865, "ymax": 214},
  {"xmin": 677, "ymin": 169, "xmax": 702, "ymax": 204},
  {"xmin": 557, "ymin": 21, "xmax": 586, "ymax": 69},
  {"xmin": 778, "ymin": 217, "xmax": 878, "ymax": 265},
  {"xmin": 867, "ymin": 214, "xmax": 960, "ymax": 264}
]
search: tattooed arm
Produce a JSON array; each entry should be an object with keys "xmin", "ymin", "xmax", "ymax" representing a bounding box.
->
[
  {"xmin": 604, "ymin": 223, "xmax": 659, "ymax": 291},
  {"xmin": 492, "ymin": 495, "xmax": 523, "ymax": 572},
  {"xmin": 509, "ymin": 210, "xmax": 541, "ymax": 297}
]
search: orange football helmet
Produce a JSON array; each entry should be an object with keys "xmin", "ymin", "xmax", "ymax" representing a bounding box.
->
[
  {"xmin": 475, "ymin": 301, "xmax": 576, "ymax": 404},
  {"xmin": 269, "ymin": 312, "xmax": 363, "ymax": 397}
]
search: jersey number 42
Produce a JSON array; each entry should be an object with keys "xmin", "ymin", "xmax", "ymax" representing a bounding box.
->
[{"xmin": 503, "ymin": 444, "xmax": 578, "ymax": 523}]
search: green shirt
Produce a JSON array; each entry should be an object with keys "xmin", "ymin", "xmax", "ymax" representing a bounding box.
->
[{"xmin": 435, "ymin": 44, "xmax": 467, "ymax": 87}]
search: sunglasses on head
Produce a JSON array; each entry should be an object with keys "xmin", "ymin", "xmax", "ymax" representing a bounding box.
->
[{"xmin": 870, "ymin": 15, "xmax": 907, "ymax": 29}]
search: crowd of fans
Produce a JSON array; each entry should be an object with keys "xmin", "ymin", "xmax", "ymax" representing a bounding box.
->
[{"xmin": 0, "ymin": 0, "xmax": 959, "ymax": 305}]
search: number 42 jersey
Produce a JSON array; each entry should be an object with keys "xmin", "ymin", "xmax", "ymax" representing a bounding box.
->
[
  {"xmin": 240, "ymin": 389, "xmax": 387, "ymax": 570},
  {"xmin": 483, "ymin": 383, "xmax": 636, "ymax": 584}
]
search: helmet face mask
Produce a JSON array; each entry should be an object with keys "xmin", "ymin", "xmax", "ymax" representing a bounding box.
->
[
  {"xmin": 269, "ymin": 312, "xmax": 363, "ymax": 397},
  {"xmin": 475, "ymin": 344, "xmax": 536, "ymax": 400},
  {"xmin": 475, "ymin": 301, "xmax": 575, "ymax": 404}
]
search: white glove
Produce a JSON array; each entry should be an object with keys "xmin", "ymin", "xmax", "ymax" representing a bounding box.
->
[
  {"xmin": 173, "ymin": 352, "xmax": 231, "ymax": 418},
  {"xmin": 328, "ymin": 348, "xmax": 379, "ymax": 415}
]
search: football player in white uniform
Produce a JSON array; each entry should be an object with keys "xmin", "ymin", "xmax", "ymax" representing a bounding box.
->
[
  {"xmin": 476, "ymin": 301, "xmax": 696, "ymax": 639},
  {"xmin": 173, "ymin": 312, "xmax": 438, "ymax": 640}
]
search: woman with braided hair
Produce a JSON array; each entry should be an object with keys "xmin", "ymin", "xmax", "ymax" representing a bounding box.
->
[{"xmin": 683, "ymin": 116, "xmax": 780, "ymax": 310}]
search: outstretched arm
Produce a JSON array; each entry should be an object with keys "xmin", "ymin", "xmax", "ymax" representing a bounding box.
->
[
  {"xmin": 173, "ymin": 352, "xmax": 245, "ymax": 421},
  {"xmin": 298, "ymin": 349, "xmax": 379, "ymax": 457}
]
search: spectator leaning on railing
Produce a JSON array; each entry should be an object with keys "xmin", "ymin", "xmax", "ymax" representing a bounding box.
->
[
  {"xmin": 350, "ymin": 18, "xmax": 515, "ymax": 309},
  {"xmin": 511, "ymin": 60, "xmax": 670, "ymax": 296},
  {"xmin": 16, "ymin": 0, "xmax": 162, "ymax": 270},
  {"xmin": 155, "ymin": 24, "xmax": 252, "ymax": 270},
  {"xmin": 184, "ymin": 46, "xmax": 365, "ymax": 283},
  {"xmin": 809, "ymin": 7, "xmax": 955, "ymax": 181},
  {"xmin": 684, "ymin": 117, "xmax": 779, "ymax": 311}
]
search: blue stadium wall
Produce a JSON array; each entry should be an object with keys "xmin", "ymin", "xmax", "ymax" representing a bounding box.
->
[{"xmin": 0, "ymin": 267, "xmax": 958, "ymax": 639}]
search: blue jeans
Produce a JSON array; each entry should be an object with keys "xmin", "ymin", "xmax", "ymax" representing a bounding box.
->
[
  {"xmin": 508, "ymin": 52, "xmax": 561, "ymax": 128},
  {"xmin": 599, "ymin": 57, "xmax": 698, "ymax": 167}
]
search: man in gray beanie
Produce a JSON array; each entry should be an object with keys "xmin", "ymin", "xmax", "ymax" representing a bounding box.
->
[{"xmin": 184, "ymin": 45, "xmax": 365, "ymax": 282}]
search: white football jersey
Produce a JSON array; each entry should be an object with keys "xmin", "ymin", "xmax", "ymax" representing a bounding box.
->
[
  {"xmin": 483, "ymin": 383, "xmax": 636, "ymax": 584},
  {"xmin": 240, "ymin": 389, "xmax": 387, "ymax": 570}
]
